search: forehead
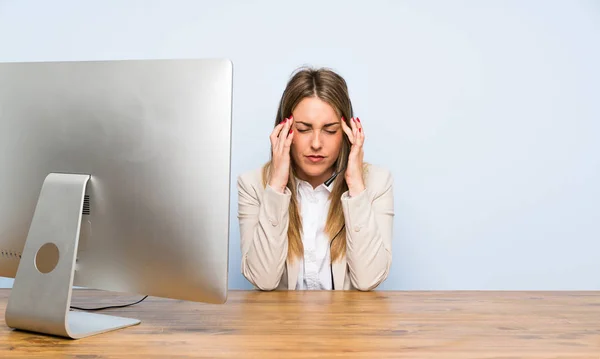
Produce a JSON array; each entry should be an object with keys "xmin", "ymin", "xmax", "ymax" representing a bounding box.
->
[{"xmin": 293, "ymin": 97, "xmax": 339, "ymax": 124}]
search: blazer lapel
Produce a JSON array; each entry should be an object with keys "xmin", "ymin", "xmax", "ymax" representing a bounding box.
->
[{"xmin": 332, "ymin": 256, "xmax": 347, "ymax": 290}]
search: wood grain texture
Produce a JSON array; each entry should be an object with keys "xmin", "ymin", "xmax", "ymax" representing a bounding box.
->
[{"xmin": 1, "ymin": 289, "xmax": 600, "ymax": 358}]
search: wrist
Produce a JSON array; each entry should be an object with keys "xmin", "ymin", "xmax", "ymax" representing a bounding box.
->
[
  {"xmin": 268, "ymin": 181, "xmax": 287, "ymax": 194},
  {"xmin": 347, "ymin": 182, "xmax": 366, "ymax": 197}
]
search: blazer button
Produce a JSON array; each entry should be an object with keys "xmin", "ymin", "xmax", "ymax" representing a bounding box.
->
[
  {"xmin": 354, "ymin": 225, "xmax": 361, "ymax": 232},
  {"xmin": 270, "ymin": 218, "xmax": 278, "ymax": 226}
]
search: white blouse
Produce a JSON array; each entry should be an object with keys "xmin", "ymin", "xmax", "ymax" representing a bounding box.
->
[{"xmin": 295, "ymin": 178, "xmax": 334, "ymax": 290}]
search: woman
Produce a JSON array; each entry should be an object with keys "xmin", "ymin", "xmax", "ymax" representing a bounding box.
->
[{"xmin": 237, "ymin": 66, "xmax": 394, "ymax": 291}]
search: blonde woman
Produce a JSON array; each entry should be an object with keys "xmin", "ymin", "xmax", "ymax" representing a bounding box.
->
[{"xmin": 237, "ymin": 67, "xmax": 394, "ymax": 291}]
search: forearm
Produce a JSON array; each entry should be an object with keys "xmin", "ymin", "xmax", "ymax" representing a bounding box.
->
[
  {"xmin": 240, "ymin": 185, "xmax": 290, "ymax": 290},
  {"xmin": 342, "ymin": 188, "xmax": 393, "ymax": 291}
]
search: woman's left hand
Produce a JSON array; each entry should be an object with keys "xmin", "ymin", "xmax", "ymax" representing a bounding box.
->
[{"xmin": 341, "ymin": 117, "xmax": 366, "ymax": 197}]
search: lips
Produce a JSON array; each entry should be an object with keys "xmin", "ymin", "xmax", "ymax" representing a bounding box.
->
[{"xmin": 306, "ymin": 155, "xmax": 325, "ymax": 163}]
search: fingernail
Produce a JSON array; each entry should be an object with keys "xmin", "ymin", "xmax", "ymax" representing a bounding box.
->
[
  {"xmin": 289, "ymin": 129, "xmax": 293, "ymax": 134},
  {"xmin": 357, "ymin": 117, "xmax": 361, "ymax": 123},
  {"xmin": 283, "ymin": 118, "xmax": 288, "ymax": 123},
  {"xmin": 342, "ymin": 116, "xmax": 345, "ymax": 122},
  {"xmin": 359, "ymin": 128, "xmax": 362, "ymax": 132}
]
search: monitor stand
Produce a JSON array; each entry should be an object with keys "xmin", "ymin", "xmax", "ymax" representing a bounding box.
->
[{"xmin": 5, "ymin": 173, "xmax": 140, "ymax": 339}]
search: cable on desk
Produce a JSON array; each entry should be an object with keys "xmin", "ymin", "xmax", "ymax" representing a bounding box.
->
[{"xmin": 70, "ymin": 295, "xmax": 148, "ymax": 311}]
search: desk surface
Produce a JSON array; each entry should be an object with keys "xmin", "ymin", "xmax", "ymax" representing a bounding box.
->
[{"xmin": 0, "ymin": 289, "xmax": 599, "ymax": 358}]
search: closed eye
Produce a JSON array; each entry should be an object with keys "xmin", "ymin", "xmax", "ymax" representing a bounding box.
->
[{"xmin": 297, "ymin": 129, "xmax": 338, "ymax": 134}]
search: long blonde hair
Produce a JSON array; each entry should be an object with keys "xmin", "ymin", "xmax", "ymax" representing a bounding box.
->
[{"xmin": 262, "ymin": 66, "xmax": 354, "ymax": 263}]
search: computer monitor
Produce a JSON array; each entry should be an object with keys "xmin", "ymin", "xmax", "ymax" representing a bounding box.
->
[{"xmin": 0, "ymin": 58, "xmax": 233, "ymax": 339}]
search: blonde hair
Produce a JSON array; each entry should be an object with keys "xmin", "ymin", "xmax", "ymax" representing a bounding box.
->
[{"xmin": 262, "ymin": 66, "xmax": 355, "ymax": 263}]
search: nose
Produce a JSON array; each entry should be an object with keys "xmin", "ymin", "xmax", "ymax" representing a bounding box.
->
[{"xmin": 310, "ymin": 131, "xmax": 323, "ymax": 151}]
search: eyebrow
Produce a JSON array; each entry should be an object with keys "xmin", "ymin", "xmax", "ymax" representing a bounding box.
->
[{"xmin": 296, "ymin": 121, "xmax": 340, "ymax": 128}]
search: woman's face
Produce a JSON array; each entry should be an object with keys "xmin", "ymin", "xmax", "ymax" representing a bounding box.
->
[{"xmin": 290, "ymin": 96, "xmax": 344, "ymax": 188}]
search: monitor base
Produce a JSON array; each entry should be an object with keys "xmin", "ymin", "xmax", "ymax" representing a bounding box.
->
[{"xmin": 5, "ymin": 173, "xmax": 140, "ymax": 339}]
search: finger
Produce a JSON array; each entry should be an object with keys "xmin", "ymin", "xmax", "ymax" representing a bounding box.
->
[
  {"xmin": 356, "ymin": 129, "xmax": 365, "ymax": 148},
  {"xmin": 355, "ymin": 117, "xmax": 365, "ymax": 147},
  {"xmin": 341, "ymin": 117, "xmax": 355, "ymax": 144},
  {"xmin": 350, "ymin": 117, "xmax": 359, "ymax": 140},
  {"xmin": 271, "ymin": 117, "xmax": 288, "ymax": 144},
  {"xmin": 277, "ymin": 116, "xmax": 293, "ymax": 151},
  {"xmin": 283, "ymin": 125, "xmax": 294, "ymax": 150},
  {"xmin": 351, "ymin": 118, "xmax": 360, "ymax": 146}
]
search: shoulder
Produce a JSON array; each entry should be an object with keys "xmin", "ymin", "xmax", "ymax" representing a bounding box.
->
[
  {"xmin": 363, "ymin": 163, "xmax": 393, "ymax": 195},
  {"xmin": 237, "ymin": 166, "xmax": 265, "ymax": 189},
  {"xmin": 237, "ymin": 165, "xmax": 266, "ymax": 194}
]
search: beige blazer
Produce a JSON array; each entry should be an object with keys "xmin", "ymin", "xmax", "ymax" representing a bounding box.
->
[{"xmin": 237, "ymin": 163, "xmax": 394, "ymax": 291}]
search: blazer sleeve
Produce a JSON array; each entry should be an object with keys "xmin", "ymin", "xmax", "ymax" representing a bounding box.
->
[
  {"xmin": 341, "ymin": 168, "xmax": 394, "ymax": 291},
  {"xmin": 237, "ymin": 174, "xmax": 291, "ymax": 290}
]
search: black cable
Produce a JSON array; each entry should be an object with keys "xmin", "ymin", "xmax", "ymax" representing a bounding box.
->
[
  {"xmin": 324, "ymin": 166, "xmax": 346, "ymax": 187},
  {"xmin": 329, "ymin": 224, "xmax": 346, "ymax": 291},
  {"xmin": 70, "ymin": 295, "xmax": 148, "ymax": 311},
  {"xmin": 331, "ymin": 224, "xmax": 345, "ymax": 243}
]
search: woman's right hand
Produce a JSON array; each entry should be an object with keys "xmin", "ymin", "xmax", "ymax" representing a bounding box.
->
[{"xmin": 268, "ymin": 115, "xmax": 294, "ymax": 193}]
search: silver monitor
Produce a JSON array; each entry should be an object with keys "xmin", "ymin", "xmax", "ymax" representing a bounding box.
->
[{"xmin": 0, "ymin": 58, "xmax": 233, "ymax": 338}]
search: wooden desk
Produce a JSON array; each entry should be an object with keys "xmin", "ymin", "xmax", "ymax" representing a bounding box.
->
[{"xmin": 0, "ymin": 289, "xmax": 599, "ymax": 358}]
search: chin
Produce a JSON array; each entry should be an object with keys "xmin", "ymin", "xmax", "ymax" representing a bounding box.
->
[{"xmin": 298, "ymin": 162, "xmax": 333, "ymax": 178}]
